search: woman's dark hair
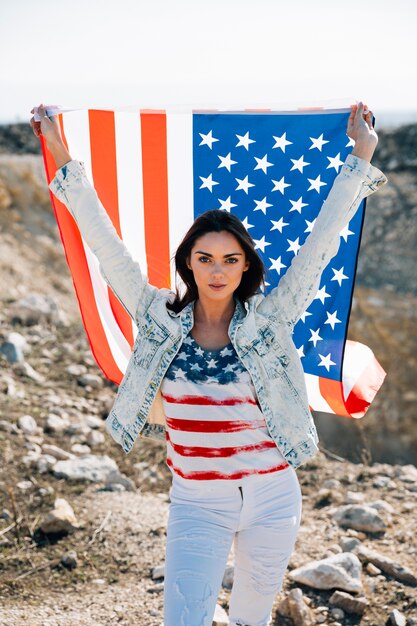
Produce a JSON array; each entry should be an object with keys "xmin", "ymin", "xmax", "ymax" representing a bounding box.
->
[{"xmin": 167, "ymin": 209, "xmax": 266, "ymax": 313}]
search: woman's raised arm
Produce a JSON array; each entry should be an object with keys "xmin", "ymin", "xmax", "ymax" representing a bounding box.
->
[{"xmin": 30, "ymin": 104, "xmax": 157, "ymax": 321}]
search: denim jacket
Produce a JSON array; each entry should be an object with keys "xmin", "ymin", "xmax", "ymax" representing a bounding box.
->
[{"xmin": 49, "ymin": 154, "xmax": 387, "ymax": 469}]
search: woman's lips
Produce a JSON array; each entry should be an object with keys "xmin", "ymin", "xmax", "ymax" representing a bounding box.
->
[{"xmin": 209, "ymin": 284, "xmax": 226, "ymax": 290}]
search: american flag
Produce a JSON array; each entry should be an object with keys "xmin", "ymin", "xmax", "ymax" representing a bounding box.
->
[{"xmin": 40, "ymin": 105, "xmax": 386, "ymax": 419}]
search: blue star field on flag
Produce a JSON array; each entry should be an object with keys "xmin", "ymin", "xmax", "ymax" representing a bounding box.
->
[{"xmin": 193, "ymin": 111, "xmax": 363, "ymax": 382}]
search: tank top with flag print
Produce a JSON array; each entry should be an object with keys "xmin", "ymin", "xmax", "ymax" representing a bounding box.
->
[{"xmin": 160, "ymin": 331, "xmax": 290, "ymax": 484}]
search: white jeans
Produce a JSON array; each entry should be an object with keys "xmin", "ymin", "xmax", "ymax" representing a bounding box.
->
[{"xmin": 163, "ymin": 466, "xmax": 302, "ymax": 626}]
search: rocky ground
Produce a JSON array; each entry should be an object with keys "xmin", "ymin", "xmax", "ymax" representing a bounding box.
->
[{"xmin": 0, "ymin": 123, "xmax": 416, "ymax": 625}]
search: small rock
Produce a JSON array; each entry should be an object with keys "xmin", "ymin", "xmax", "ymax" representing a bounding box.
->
[
  {"xmin": 354, "ymin": 545, "xmax": 417, "ymax": 585},
  {"xmin": 85, "ymin": 415, "xmax": 104, "ymax": 429},
  {"xmin": 104, "ymin": 469, "xmax": 136, "ymax": 492},
  {"xmin": 213, "ymin": 603, "xmax": 229, "ymax": 625},
  {"xmin": 330, "ymin": 608, "xmax": 345, "ymax": 620},
  {"xmin": 16, "ymin": 480, "xmax": 33, "ymax": 491},
  {"xmin": 373, "ymin": 475, "xmax": 392, "ymax": 488},
  {"xmin": 287, "ymin": 588, "xmax": 315, "ymax": 626},
  {"xmin": 9, "ymin": 293, "xmax": 61, "ymax": 326},
  {"xmin": 13, "ymin": 361, "xmax": 44, "ymax": 384},
  {"xmin": 66, "ymin": 364, "xmax": 87, "ymax": 377},
  {"xmin": 44, "ymin": 414, "xmax": 69, "ymax": 434},
  {"xmin": 222, "ymin": 565, "xmax": 234, "ymax": 590},
  {"xmin": 71, "ymin": 443, "xmax": 91, "ymax": 455},
  {"xmin": 345, "ymin": 491, "xmax": 366, "ymax": 504},
  {"xmin": 323, "ymin": 479, "xmax": 341, "ymax": 489},
  {"xmin": 333, "ymin": 504, "xmax": 387, "ymax": 533},
  {"xmin": 366, "ymin": 562, "xmax": 381, "ymax": 576},
  {"xmin": 288, "ymin": 552, "xmax": 363, "ymax": 593},
  {"xmin": 152, "ymin": 564, "xmax": 165, "ymax": 580},
  {"xmin": 40, "ymin": 498, "xmax": 79, "ymax": 534},
  {"xmin": 41, "ymin": 444, "xmax": 75, "ymax": 461},
  {"xmin": 36, "ymin": 454, "xmax": 58, "ymax": 474},
  {"xmin": 329, "ymin": 590, "xmax": 369, "ymax": 615},
  {"xmin": 60, "ymin": 550, "xmax": 78, "ymax": 570},
  {"xmin": 386, "ymin": 608, "xmax": 406, "ymax": 626},
  {"xmin": 369, "ymin": 499, "xmax": 395, "ymax": 514},
  {"xmin": 53, "ymin": 455, "xmax": 118, "ymax": 482},
  {"xmin": 87, "ymin": 430, "xmax": 105, "ymax": 447},
  {"xmin": 340, "ymin": 537, "xmax": 361, "ymax": 552},
  {"xmin": 0, "ymin": 340, "xmax": 23, "ymax": 363},
  {"xmin": 78, "ymin": 373, "xmax": 103, "ymax": 389},
  {"xmin": 0, "ymin": 420, "xmax": 19, "ymax": 434},
  {"xmin": 18, "ymin": 414, "xmax": 38, "ymax": 434}
]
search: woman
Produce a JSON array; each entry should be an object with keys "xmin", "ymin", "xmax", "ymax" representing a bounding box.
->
[{"xmin": 31, "ymin": 102, "xmax": 386, "ymax": 625}]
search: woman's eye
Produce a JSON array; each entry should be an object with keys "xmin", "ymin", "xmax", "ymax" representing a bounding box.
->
[
  {"xmin": 198, "ymin": 256, "xmax": 210, "ymax": 263},
  {"xmin": 226, "ymin": 258, "xmax": 238, "ymax": 263}
]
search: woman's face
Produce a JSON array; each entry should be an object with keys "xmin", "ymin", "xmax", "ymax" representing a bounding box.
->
[{"xmin": 188, "ymin": 231, "xmax": 249, "ymax": 303}]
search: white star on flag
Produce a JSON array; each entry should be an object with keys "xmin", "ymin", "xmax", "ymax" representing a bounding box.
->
[
  {"xmin": 235, "ymin": 175, "xmax": 255, "ymax": 194},
  {"xmin": 270, "ymin": 217, "xmax": 289, "ymax": 233},
  {"xmin": 287, "ymin": 237, "xmax": 301, "ymax": 255},
  {"xmin": 327, "ymin": 153, "xmax": 344, "ymax": 172},
  {"xmin": 300, "ymin": 310, "xmax": 312, "ymax": 323},
  {"xmin": 290, "ymin": 155, "xmax": 310, "ymax": 173},
  {"xmin": 309, "ymin": 134, "xmax": 329, "ymax": 151},
  {"xmin": 271, "ymin": 176, "xmax": 291, "ymax": 194},
  {"xmin": 199, "ymin": 130, "xmax": 219, "ymax": 149},
  {"xmin": 254, "ymin": 154, "xmax": 273, "ymax": 173},
  {"xmin": 218, "ymin": 153, "xmax": 237, "ymax": 171},
  {"xmin": 241, "ymin": 216, "xmax": 254, "ymax": 230},
  {"xmin": 314, "ymin": 285, "xmax": 331, "ymax": 304},
  {"xmin": 296, "ymin": 345, "xmax": 305, "ymax": 358},
  {"xmin": 289, "ymin": 197, "xmax": 308, "ymax": 214},
  {"xmin": 272, "ymin": 132, "xmax": 293, "ymax": 152},
  {"xmin": 254, "ymin": 197, "xmax": 273, "ymax": 214},
  {"xmin": 318, "ymin": 353, "xmax": 336, "ymax": 371},
  {"xmin": 307, "ymin": 175, "xmax": 327, "ymax": 193},
  {"xmin": 236, "ymin": 131, "xmax": 255, "ymax": 150},
  {"xmin": 269, "ymin": 256, "xmax": 286, "ymax": 274},
  {"xmin": 331, "ymin": 267, "xmax": 349, "ymax": 286},
  {"xmin": 199, "ymin": 174, "xmax": 219, "ymax": 192},
  {"xmin": 324, "ymin": 310, "xmax": 342, "ymax": 330},
  {"xmin": 218, "ymin": 196, "xmax": 237, "ymax": 212},
  {"xmin": 254, "ymin": 236, "xmax": 271, "ymax": 253},
  {"xmin": 304, "ymin": 218, "xmax": 316, "ymax": 233},
  {"xmin": 346, "ymin": 136, "xmax": 355, "ymax": 147},
  {"xmin": 309, "ymin": 329, "xmax": 323, "ymax": 348},
  {"xmin": 340, "ymin": 224, "xmax": 355, "ymax": 242}
]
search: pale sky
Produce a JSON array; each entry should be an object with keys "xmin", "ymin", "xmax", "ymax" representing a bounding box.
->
[{"xmin": 1, "ymin": 0, "xmax": 416, "ymax": 123}]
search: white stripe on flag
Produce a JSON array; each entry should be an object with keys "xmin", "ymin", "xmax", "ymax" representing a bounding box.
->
[
  {"xmin": 62, "ymin": 110, "xmax": 131, "ymax": 372},
  {"xmin": 342, "ymin": 341, "xmax": 374, "ymax": 400},
  {"xmin": 305, "ymin": 373, "xmax": 334, "ymax": 413},
  {"xmin": 114, "ymin": 111, "xmax": 147, "ymax": 340},
  {"xmin": 166, "ymin": 112, "xmax": 194, "ymax": 292}
]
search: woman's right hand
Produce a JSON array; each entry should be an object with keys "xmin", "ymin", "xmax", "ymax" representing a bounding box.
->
[{"xmin": 30, "ymin": 104, "xmax": 63, "ymax": 147}]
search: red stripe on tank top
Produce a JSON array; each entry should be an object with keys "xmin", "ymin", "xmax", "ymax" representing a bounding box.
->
[
  {"xmin": 166, "ymin": 432, "xmax": 277, "ymax": 457},
  {"xmin": 161, "ymin": 392, "xmax": 257, "ymax": 406},
  {"xmin": 166, "ymin": 457, "xmax": 290, "ymax": 480},
  {"xmin": 166, "ymin": 417, "xmax": 266, "ymax": 432}
]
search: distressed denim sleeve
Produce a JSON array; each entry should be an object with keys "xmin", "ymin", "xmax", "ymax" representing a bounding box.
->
[
  {"xmin": 260, "ymin": 154, "xmax": 388, "ymax": 328},
  {"xmin": 49, "ymin": 159, "xmax": 158, "ymax": 320}
]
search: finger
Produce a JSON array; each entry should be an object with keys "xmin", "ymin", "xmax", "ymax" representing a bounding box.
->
[{"xmin": 356, "ymin": 101, "xmax": 364, "ymax": 119}]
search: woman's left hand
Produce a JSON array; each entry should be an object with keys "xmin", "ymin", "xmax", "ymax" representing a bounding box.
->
[{"xmin": 347, "ymin": 101, "xmax": 378, "ymax": 163}]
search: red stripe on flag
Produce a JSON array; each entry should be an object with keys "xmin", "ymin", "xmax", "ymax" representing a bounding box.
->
[
  {"xmin": 140, "ymin": 112, "xmax": 171, "ymax": 288},
  {"xmin": 166, "ymin": 417, "xmax": 265, "ymax": 433},
  {"xmin": 41, "ymin": 122, "xmax": 123, "ymax": 383},
  {"xmin": 161, "ymin": 393, "xmax": 257, "ymax": 406},
  {"xmin": 88, "ymin": 110, "xmax": 134, "ymax": 346},
  {"xmin": 345, "ymin": 355, "xmax": 386, "ymax": 418},
  {"xmin": 166, "ymin": 431, "xmax": 277, "ymax": 457},
  {"xmin": 318, "ymin": 377, "xmax": 351, "ymax": 417},
  {"xmin": 166, "ymin": 457, "xmax": 289, "ymax": 480}
]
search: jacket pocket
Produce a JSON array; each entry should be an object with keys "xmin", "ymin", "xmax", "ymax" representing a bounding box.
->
[{"xmin": 133, "ymin": 316, "xmax": 167, "ymax": 369}]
